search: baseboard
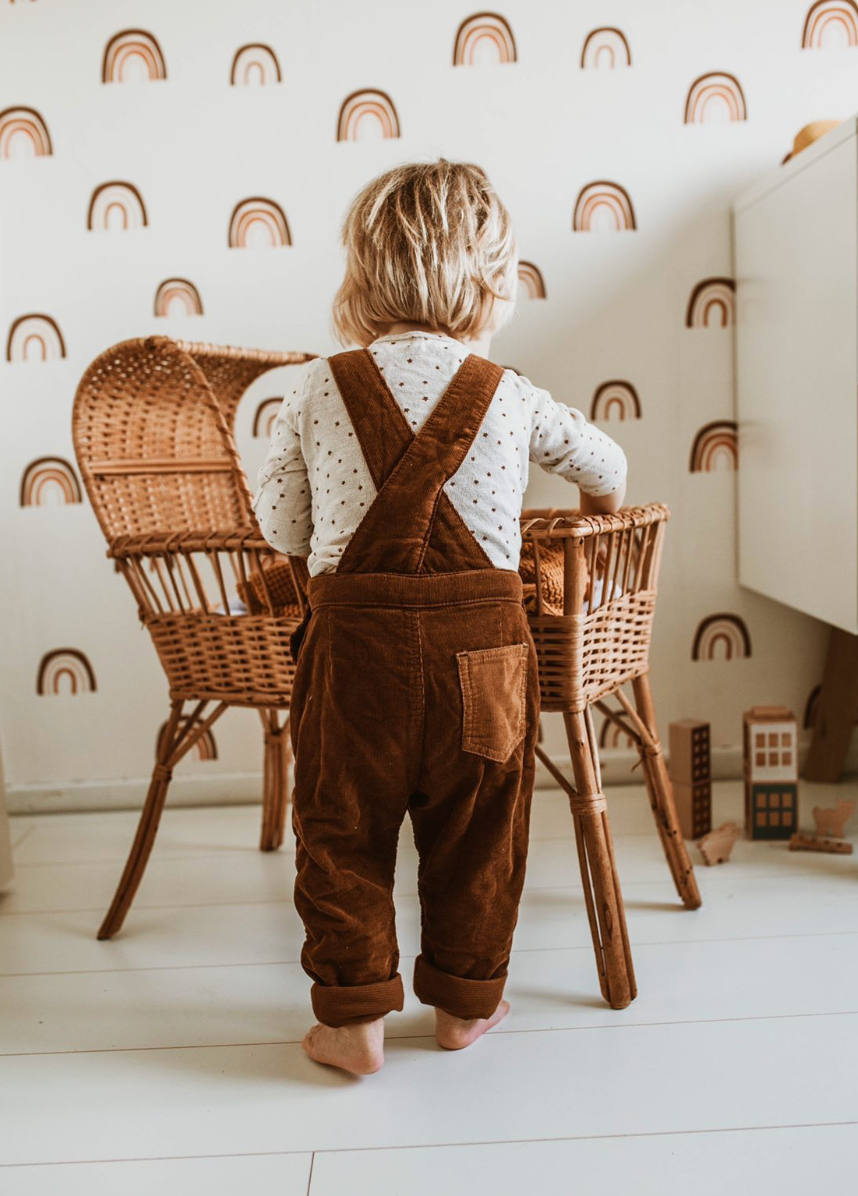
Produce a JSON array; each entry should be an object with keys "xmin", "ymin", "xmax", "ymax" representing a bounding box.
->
[
  {"xmin": 5, "ymin": 771, "xmax": 266, "ymax": 816},
  {"xmin": 5, "ymin": 742, "xmax": 853, "ymax": 815}
]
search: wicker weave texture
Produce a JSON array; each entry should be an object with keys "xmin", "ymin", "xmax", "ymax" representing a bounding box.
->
[
  {"xmin": 72, "ymin": 336, "xmax": 314, "ymax": 542},
  {"xmin": 72, "ymin": 336, "xmax": 316, "ymax": 708},
  {"xmin": 520, "ymin": 504, "xmax": 669, "ymax": 712},
  {"xmin": 148, "ymin": 613, "xmax": 298, "ymax": 706}
]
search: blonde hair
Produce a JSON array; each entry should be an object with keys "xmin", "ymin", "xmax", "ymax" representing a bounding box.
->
[{"xmin": 332, "ymin": 159, "xmax": 518, "ymax": 347}]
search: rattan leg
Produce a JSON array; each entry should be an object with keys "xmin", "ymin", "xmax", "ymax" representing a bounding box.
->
[
  {"xmin": 630, "ymin": 673, "xmax": 702, "ymax": 910},
  {"xmin": 97, "ymin": 700, "xmax": 183, "ymax": 940},
  {"xmin": 259, "ymin": 709, "xmax": 291, "ymax": 852},
  {"xmin": 97, "ymin": 699, "xmax": 227, "ymax": 940},
  {"xmin": 563, "ymin": 709, "xmax": 637, "ymax": 1010}
]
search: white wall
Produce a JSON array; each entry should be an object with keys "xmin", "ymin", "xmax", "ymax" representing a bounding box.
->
[{"xmin": 0, "ymin": 0, "xmax": 852, "ymax": 812}]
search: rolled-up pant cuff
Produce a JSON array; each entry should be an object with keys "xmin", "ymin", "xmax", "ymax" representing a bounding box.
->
[
  {"xmin": 310, "ymin": 973, "xmax": 405, "ymax": 1028},
  {"xmin": 413, "ymin": 954, "xmax": 507, "ymax": 1020}
]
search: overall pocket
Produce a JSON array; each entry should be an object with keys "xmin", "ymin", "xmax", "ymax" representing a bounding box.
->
[{"xmin": 456, "ymin": 643, "xmax": 529, "ymax": 762}]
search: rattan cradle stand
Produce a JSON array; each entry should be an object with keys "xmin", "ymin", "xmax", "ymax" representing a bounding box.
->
[
  {"xmin": 519, "ymin": 507, "xmax": 702, "ymax": 1008},
  {"xmin": 72, "ymin": 336, "xmax": 315, "ymax": 940}
]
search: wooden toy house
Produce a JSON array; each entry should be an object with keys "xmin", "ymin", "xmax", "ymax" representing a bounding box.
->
[
  {"xmin": 742, "ymin": 706, "xmax": 799, "ymax": 840},
  {"xmin": 668, "ymin": 719, "xmax": 712, "ymax": 839}
]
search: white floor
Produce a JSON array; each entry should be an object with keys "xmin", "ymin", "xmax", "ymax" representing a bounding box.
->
[{"xmin": 1, "ymin": 778, "xmax": 857, "ymax": 1194}]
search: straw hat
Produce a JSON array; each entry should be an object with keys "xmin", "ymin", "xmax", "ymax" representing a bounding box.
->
[{"xmin": 783, "ymin": 120, "xmax": 841, "ymax": 162}]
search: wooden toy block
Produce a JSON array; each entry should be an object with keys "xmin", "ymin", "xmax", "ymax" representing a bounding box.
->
[
  {"xmin": 789, "ymin": 833, "xmax": 853, "ymax": 855},
  {"xmin": 668, "ymin": 719, "xmax": 711, "ymax": 784},
  {"xmin": 742, "ymin": 706, "xmax": 798, "ymax": 840},
  {"xmin": 672, "ymin": 780, "xmax": 712, "ymax": 840},
  {"xmin": 812, "ymin": 798, "xmax": 855, "ymax": 838},
  {"xmin": 698, "ymin": 820, "xmax": 740, "ymax": 865},
  {"xmin": 668, "ymin": 719, "xmax": 712, "ymax": 839}
]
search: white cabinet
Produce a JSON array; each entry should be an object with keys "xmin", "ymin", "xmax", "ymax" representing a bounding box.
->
[{"xmin": 733, "ymin": 117, "xmax": 858, "ymax": 635}]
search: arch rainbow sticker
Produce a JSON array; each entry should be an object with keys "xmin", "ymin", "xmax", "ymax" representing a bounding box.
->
[
  {"xmin": 691, "ymin": 613, "xmax": 752, "ymax": 661},
  {"xmin": 228, "ymin": 198, "xmax": 291, "ymax": 247},
  {"xmin": 590, "ymin": 381, "xmax": 641, "ymax": 421},
  {"xmin": 36, "ymin": 649, "xmax": 97, "ymax": 695},
  {"xmin": 517, "ymin": 262, "xmax": 546, "ymax": 298},
  {"xmin": 580, "ymin": 28, "xmax": 632, "ymax": 69},
  {"xmin": 689, "ymin": 421, "xmax": 738, "ymax": 472},
  {"xmin": 20, "ymin": 458, "xmax": 82, "ymax": 506},
  {"xmin": 802, "ymin": 0, "xmax": 858, "ymax": 47},
  {"xmin": 87, "ymin": 181, "xmax": 148, "ymax": 230},
  {"xmin": 157, "ymin": 718, "xmax": 218, "ymax": 760},
  {"xmin": 453, "ymin": 12, "xmax": 517, "ymax": 64},
  {"xmin": 6, "ymin": 314, "xmax": 66, "ymax": 362},
  {"xmin": 253, "ymin": 398, "xmax": 284, "ymax": 438},
  {"xmin": 599, "ymin": 716, "xmax": 637, "ymax": 749},
  {"xmin": 154, "ymin": 279, "xmax": 204, "ymax": 317},
  {"xmin": 336, "ymin": 90, "xmax": 400, "ymax": 140},
  {"xmin": 573, "ymin": 181, "xmax": 636, "ymax": 231},
  {"xmin": 686, "ymin": 277, "xmax": 735, "ymax": 327},
  {"xmin": 231, "ymin": 44, "xmax": 282, "ymax": 85},
  {"xmin": 0, "ymin": 107, "xmax": 52, "ymax": 158},
  {"xmin": 684, "ymin": 72, "xmax": 747, "ymax": 123},
  {"xmin": 102, "ymin": 30, "xmax": 167, "ymax": 82}
]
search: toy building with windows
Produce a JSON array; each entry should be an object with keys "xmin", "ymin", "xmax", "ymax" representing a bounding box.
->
[
  {"xmin": 743, "ymin": 706, "xmax": 799, "ymax": 840},
  {"xmin": 668, "ymin": 719, "xmax": 712, "ymax": 839}
]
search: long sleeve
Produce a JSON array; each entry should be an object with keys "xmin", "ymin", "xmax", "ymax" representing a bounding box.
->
[
  {"xmin": 251, "ymin": 380, "xmax": 313, "ymax": 557},
  {"xmin": 528, "ymin": 385, "xmax": 627, "ymax": 497}
]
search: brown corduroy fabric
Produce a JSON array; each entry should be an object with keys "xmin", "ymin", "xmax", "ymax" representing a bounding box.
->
[{"xmin": 288, "ymin": 348, "xmax": 541, "ymax": 1028}]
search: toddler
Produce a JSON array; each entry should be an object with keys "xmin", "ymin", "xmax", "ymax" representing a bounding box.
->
[{"xmin": 254, "ymin": 159, "xmax": 627, "ymax": 1075}]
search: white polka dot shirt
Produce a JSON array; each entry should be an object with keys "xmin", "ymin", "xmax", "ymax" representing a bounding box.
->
[{"xmin": 253, "ymin": 331, "xmax": 628, "ymax": 576}]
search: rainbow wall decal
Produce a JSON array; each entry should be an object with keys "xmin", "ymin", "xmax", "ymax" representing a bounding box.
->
[
  {"xmin": 6, "ymin": 313, "xmax": 66, "ymax": 362},
  {"xmin": 156, "ymin": 718, "xmax": 218, "ymax": 761},
  {"xmin": 20, "ymin": 457, "xmax": 82, "ymax": 506},
  {"xmin": 102, "ymin": 29, "xmax": 167, "ymax": 82},
  {"xmin": 517, "ymin": 261, "xmax": 546, "ymax": 298},
  {"xmin": 590, "ymin": 380, "xmax": 641, "ymax": 421},
  {"xmin": 689, "ymin": 420, "xmax": 738, "ymax": 472},
  {"xmin": 228, "ymin": 197, "xmax": 291, "ymax": 247},
  {"xmin": 336, "ymin": 89, "xmax": 401, "ymax": 140},
  {"xmin": 803, "ymin": 681, "xmax": 858, "ymax": 727},
  {"xmin": 0, "ymin": 106, "xmax": 52, "ymax": 158},
  {"xmin": 231, "ymin": 43, "xmax": 282, "ymax": 84},
  {"xmin": 87, "ymin": 181, "xmax": 148, "ymax": 230},
  {"xmin": 691, "ymin": 613, "xmax": 752, "ymax": 661},
  {"xmin": 36, "ymin": 649, "xmax": 97, "ymax": 695},
  {"xmin": 453, "ymin": 12, "xmax": 517, "ymax": 65},
  {"xmin": 686, "ymin": 277, "xmax": 735, "ymax": 327},
  {"xmin": 154, "ymin": 278, "xmax": 204, "ymax": 317},
  {"xmin": 573, "ymin": 181, "xmax": 636, "ymax": 231},
  {"xmin": 684, "ymin": 72, "xmax": 747, "ymax": 123},
  {"xmin": 802, "ymin": 0, "xmax": 858, "ymax": 46},
  {"xmin": 599, "ymin": 715, "xmax": 636, "ymax": 749},
  {"xmin": 253, "ymin": 397, "xmax": 283, "ymax": 438},
  {"xmin": 580, "ymin": 27, "xmax": 632, "ymax": 69},
  {"xmin": 804, "ymin": 685, "xmax": 821, "ymax": 727}
]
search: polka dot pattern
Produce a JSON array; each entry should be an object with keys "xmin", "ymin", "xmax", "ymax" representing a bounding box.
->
[{"xmin": 253, "ymin": 331, "xmax": 628, "ymax": 575}]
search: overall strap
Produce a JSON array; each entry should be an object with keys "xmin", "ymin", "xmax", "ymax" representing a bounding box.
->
[{"xmin": 328, "ymin": 348, "xmax": 504, "ymax": 574}]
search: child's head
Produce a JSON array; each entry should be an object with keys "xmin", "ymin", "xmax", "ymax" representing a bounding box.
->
[{"xmin": 332, "ymin": 158, "xmax": 518, "ymax": 347}]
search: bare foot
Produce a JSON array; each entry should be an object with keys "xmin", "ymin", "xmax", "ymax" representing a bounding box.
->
[
  {"xmin": 435, "ymin": 999, "xmax": 510, "ymax": 1050},
  {"xmin": 301, "ymin": 1017, "xmax": 385, "ymax": 1075}
]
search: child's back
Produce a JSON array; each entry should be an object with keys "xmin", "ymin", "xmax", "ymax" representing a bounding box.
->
[
  {"xmin": 254, "ymin": 160, "xmax": 627, "ymax": 1077},
  {"xmin": 256, "ymin": 329, "xmax": 626, "ymax": 575}
]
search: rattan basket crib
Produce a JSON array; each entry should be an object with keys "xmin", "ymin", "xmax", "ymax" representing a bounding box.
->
[
  {"xmin": 72, "ymin": 335, "xmax": 315, "ymax": 940},
  {"xmin": 517, "ymin": 504, "xmax": 701, "ymax": 1008}
]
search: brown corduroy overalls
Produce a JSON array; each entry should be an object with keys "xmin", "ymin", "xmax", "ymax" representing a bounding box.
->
[{"xmin": 288, "ymin": 347, "xmax": 541, "ymax": 1028}]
